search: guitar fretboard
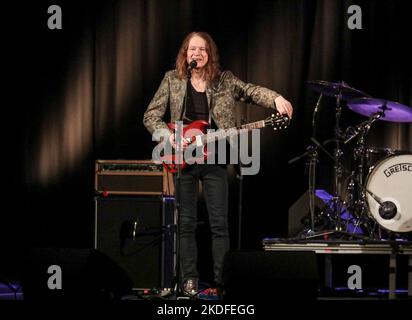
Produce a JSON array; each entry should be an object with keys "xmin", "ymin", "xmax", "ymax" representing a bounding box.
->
[{"xmin": 201, "ymin": 120, "xmax": 266, "ymax": 144}]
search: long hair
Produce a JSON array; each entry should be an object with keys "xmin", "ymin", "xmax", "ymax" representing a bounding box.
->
[{"xmin": 175, "ymin": 32, "xmax": 221, "ymax": 81}]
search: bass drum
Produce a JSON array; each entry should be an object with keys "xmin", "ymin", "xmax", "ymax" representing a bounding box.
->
[{"xmin": 366, "ymin": 153, "xmax": 412, "ymax": 233}]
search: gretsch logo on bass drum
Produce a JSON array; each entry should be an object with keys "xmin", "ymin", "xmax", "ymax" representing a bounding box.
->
[{"xmin": 383, "ymin": 163, "xmax": 412, "ymax": 177}]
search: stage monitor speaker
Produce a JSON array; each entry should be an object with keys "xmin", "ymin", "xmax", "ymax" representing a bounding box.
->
[
  {"xmin": 222, "ymin": 251, "xmax": 318, "ymax": 301},
  {"xmin": 94, "ymin": 196, "xmax": 174, "ymax": 290},
  {"xmin": 19, "ymin": 248, "xmax": 133, "ymax": 301},
  {"xmin": 288, "ymin": 190, "xmax": 326, "ymax": 237}
]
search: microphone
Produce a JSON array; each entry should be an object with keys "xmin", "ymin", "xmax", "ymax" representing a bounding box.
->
[
  {"xmin": 120, "ymin": 220, "xmax": 138, "ymax": 248},
  {"xmin": 344, "ymin": 111, "xmax": 384, "ymax": 144},
  {"xmin": 188, "ymin": 60, "xmax": 197, "ymax": 71},
  {"xmin": 343, "ymin": 126, "xmax": 359, "ymax": 144},
  {"xmin": 344, "ymin": 121, "xmax": 370, "ymax": 144},
  {"xmin": 378, "ymin": 201, "xmax": 398, "ymax": 220}
]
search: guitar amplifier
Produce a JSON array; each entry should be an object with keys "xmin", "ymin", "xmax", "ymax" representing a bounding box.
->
[{"xmin": 95, "ymin": 160, "xmax": 174, "ymax": 196}]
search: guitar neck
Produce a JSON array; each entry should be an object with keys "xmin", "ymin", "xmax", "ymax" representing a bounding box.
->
[{"xmin": 202, "ymin": 120, "xmax": 266, "ymax": 144}]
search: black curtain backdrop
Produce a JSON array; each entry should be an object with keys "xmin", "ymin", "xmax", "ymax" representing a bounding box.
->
[{"xmin": 3, "ymin": 0, "xmax": 411, "ymax": 255}]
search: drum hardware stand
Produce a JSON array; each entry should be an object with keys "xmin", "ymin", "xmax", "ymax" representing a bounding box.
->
[
  {"xmin": 308, "ymin": 94, "xmax": 322, "ymax": 236},
  {"xmin": 303, "ymin": 84, "xmax": 412, "ymax": 238},
  {"xmin": 288, "ymin": 94, "xmax": 323, "ymax": 238},
  {"xmin": 321, "ymin": 89, "xmax": 386, "ymax": 239},
  {"xmin": 289, "ymin": 139, "xmax": 341, "ymax": 239},
  {"xmin": 344, "ymin": 123, "xmax": 369, "ymax": 235},
  {"xmin": 343, "ymin": 110, "xmax": 386, "ymax": 238},
  {"xmin": 344, "ymin": 110, "xmax": 384, "ymax": 145},
  {"xmin": 304, "ymin": 85, "xmax": 348, "ymax": 238},
  {"xmin": 288, "ymin": 143, "xmax": 323, "ymax": 238},
  {"xmin": 311, "ymin": 137, "xmax": 392, "ymax": 240},
  {"xmin": 289, "ymin": 93, "xmax": 353, "ymax": 239},
  {"xmin": 331, "ymin": 85, "xmax": 347, "ymax": 233}
]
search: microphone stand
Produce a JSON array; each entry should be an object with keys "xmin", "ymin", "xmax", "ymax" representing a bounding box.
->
[
  {"xmin": 170, "ymin": 66, "xmax": 193, "ymax": 299},
  {"xmin": 236, "ymin": 117, "xmax": 246, "ymax": 250}
]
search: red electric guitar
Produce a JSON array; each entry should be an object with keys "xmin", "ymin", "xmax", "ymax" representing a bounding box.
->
[{"xmin": 160, "ymin": 112, "xmax": 290, "ymax": 173}]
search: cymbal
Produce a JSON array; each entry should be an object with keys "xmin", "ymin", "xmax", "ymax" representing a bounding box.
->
[
  {"xmin": 347, "ymin": 97, "xmax": 412, "ymax": 122},
  {"xmin": 307, "ymin": 80, "xmax": 370, "ymax": 100}
]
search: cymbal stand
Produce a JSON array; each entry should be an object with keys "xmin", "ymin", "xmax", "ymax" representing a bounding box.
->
[
  {"xmin": 307, "ymin": 146, "xmax": 318, "ymax": 236},
  {"xmin": 344, "ymin": 110, "xmax": 385, "ymax": 238},
  {"xmin": 288, "ymin": 94, "xmax": 322, "ymax": 237},
  {"xmin": 288, "ymin": 143, "xmax": 321, "ymax": 238},
  {"xmin": 344, "ymin": 127, "xmax": 369, "ymax": 234},
  {"xmin": 308, "ymin": 94, "xmax": 322, "ymax": 235},
  {"xmin": 331, "ymin": 86, "xmax": 345, "ymax": 232}
]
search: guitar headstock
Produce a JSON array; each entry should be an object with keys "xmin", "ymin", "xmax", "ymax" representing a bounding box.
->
[{"xmin": 265, "ymin": 112, "xmax": 290, "ymax": 130}]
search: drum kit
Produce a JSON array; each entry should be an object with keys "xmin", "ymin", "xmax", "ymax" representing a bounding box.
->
[{"xmin": 296, "ymin": 80, "xmax": 412, "ymax": 240}]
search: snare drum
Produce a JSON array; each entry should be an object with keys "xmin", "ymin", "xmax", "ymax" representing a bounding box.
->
[{"xmin": 365, "ymin": 153, "xmax": 412, "ymax": 232}]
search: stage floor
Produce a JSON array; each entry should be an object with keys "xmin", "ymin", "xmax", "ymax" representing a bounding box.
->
[{"xmin": 263, "ymin": 238, "xmax": 412, "ymax": 299}]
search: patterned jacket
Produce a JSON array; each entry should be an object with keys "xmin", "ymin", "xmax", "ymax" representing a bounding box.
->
[{"xmin": 143, "ymin": 70, "xmax": 280, "ymax": 134}]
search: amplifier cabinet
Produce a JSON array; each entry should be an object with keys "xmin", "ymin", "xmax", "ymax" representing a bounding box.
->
[
  {"xmin": 95, "ymin": 160, "xmax": 174, "ymax": 196},
  {"xmin": 94, "ymin": 196, "xmax": 175, "ymax": 289}
]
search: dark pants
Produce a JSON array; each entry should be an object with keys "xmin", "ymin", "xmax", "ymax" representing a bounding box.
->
[{"xmin": 177, "ymin": 164, "xmax": 229, "ymax": 285}]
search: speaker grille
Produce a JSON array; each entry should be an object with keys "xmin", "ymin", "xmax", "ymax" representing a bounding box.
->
[{"xmin": 95, "ymin": 196, "xmax": 174, "ymax": 289}]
